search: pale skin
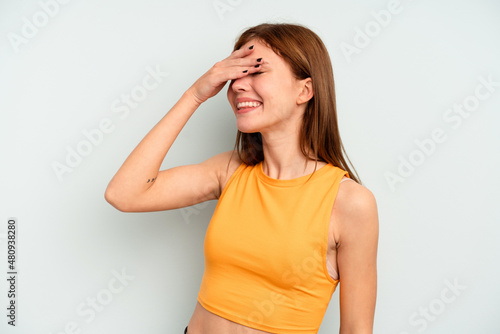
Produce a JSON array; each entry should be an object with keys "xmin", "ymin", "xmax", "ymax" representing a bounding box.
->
[{"xmin": 105, "ymin": 39, "xmax": 378, "ymax": 334}]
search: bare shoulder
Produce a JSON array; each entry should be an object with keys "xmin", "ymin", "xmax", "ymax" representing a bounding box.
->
[
  {"xmin": 332, "ymin": 178, "xmax": 379, "ymax": 247},
  {"xmin": 202, "ymin": 150, "xmax": 242, "ymax": 198},
  {"xmin": 335, "ymin": 178, "xmax": 378, "ymax": 217}
]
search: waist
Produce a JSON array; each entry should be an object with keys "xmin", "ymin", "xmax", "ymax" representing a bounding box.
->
[{"xmin": 187, "ymin": 301, "xmax": 274, "ymax": 334}]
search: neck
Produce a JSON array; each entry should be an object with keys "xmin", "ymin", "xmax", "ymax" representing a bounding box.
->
[{"xmin": 259, "ymin": 125, "xmax": 325, "ymax": 180}]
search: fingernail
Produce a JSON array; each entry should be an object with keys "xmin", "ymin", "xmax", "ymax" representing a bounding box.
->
[
  {"xmin": 243, "ymin": 70, "xmax": 248, "ymax": 73},
  {"xmin": 249, "ymin": 45, "xmax": 254, "ymax": 50},
  {"xmin": 254, "ymin": 64, "xmax": 260, "ymax": 68},
  {"xmin": 257, "ymin": 58, "xmax": 262, "ymax": 62}
]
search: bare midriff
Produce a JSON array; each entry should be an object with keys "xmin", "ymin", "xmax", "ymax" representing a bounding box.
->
[{"xmin": 187, "ymin": 301, "xmax": 273, "ymax": 334}]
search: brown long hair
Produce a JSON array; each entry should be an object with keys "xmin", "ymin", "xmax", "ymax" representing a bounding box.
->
[{"xmin": 231, "ymin": 23, "xmax": 362, "ymax": 185}]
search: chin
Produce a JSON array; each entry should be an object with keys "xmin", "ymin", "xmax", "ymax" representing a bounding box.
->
[{"xmin": 236, "ymin": 119, "xmax": 261, "ymax": 133}]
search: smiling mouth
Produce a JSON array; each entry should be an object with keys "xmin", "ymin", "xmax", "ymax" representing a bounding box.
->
[{"xmin": 236, "ymin": 101, "xmax": 262, "ymax": 110}]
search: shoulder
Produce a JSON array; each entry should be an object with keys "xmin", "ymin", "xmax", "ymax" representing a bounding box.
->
[
  {"xmin": 332, "ymin": 177, "xmax": 379, "ymax": 247},
  {"xmin": 335, "ymin": 177, "xmax": 377, "ymax": 217}
]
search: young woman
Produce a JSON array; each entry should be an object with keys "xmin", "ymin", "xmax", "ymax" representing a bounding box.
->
[{"xmin": 105, "ymin": 23, "xmax": 379, "ymax": 334}]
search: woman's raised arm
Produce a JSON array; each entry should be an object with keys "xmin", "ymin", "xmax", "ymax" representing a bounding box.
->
[{"xmin": 104, "ymin": 44, "xmax": 262, "ymax": 212}]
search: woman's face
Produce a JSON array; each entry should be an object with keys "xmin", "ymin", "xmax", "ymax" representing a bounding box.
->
[{"xmin": 227, "ymin": 39, "xmax": 310, "ymax": 135}]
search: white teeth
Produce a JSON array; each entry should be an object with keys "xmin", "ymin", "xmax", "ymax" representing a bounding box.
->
[{"xmin": 237, "ymin": 101, "xmax": 262, "ymax": 109}]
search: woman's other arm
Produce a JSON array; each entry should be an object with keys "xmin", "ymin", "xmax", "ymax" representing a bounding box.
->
[{"xmin": 334, "ymin": 181, "xmax": 379, "ymax": 334}]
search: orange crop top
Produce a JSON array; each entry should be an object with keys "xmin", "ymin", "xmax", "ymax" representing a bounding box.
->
[{"xmin": 197, "ymin": 161, "xmax": 349, "ymax": 333}]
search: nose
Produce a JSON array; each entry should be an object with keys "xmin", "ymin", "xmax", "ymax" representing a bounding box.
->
[{"xmin": 230, "ymin": 75, "xmax": 251, "ymax": 93}]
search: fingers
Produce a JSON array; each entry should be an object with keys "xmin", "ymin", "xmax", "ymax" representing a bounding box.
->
[
  {"xmin": 219, "ymin": 57, "xmax": 262, "ymax": 85},
  {"xmin": 225, "ymin": 44, "xmax": 261, "ymax": 69},
  {"xmin": 214, "ymin": 44, "xmax": 262, "ymax": 82},
  {"xmin": 228, "ymin": 44, "xmax": 255, "ymax": 59},
  {"xmin": 235, "ymin": 61, "xmax": 262, "ymax": 78}
]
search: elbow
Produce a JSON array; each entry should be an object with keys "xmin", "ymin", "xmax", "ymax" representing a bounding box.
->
[{"xmin": 104, "ymin": 186, "xmax": 133, "ymax": 212}]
